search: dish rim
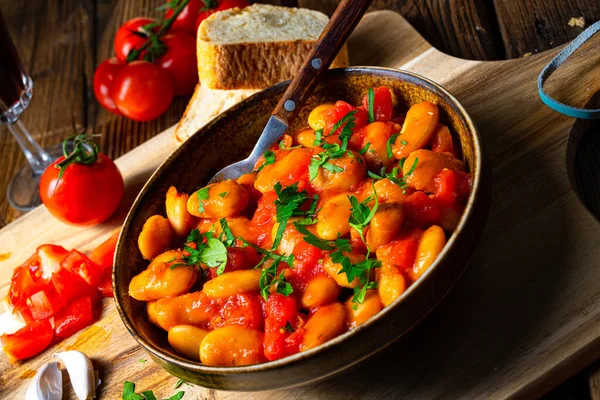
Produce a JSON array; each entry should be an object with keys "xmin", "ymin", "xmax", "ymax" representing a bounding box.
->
[{"xmin": 114, "ymin": 66, "xmax": 484, "ymax": 375}]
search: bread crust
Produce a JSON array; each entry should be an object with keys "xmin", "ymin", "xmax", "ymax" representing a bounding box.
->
[{"xmin": 198, "ymin": 39, "xmax": 350, "ymax": 90}]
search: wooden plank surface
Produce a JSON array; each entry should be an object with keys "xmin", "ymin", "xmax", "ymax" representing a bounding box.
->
[
  {"xmin": 494, "ymin": 0, "xmax": 600, "ymax": 57},
  {"xmin": 1, "ymin": 10, "xmax": 600, "ymax": 399}
]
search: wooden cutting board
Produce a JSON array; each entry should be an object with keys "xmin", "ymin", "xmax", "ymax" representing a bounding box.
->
[{"xmin": 1, "ymin": 10, "xmax": 600, "ymax": 399}]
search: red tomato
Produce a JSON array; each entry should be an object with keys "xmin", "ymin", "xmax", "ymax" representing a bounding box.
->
[
  {"xmin": 156, "ymin": 32, "xmax": 198, "ymax": 96},
  {"xmin": 289, "ymin": 241, "xmax": 323, "ymax": 291},
  {"xmin": 98, "ymin": 271, "xmax": 113, "ymax": 298},
  {"xmin": 0, "ymin": 319, "xmax": 53, "ymax": 364},
  {"xmin": 52, "ymin": 295, "xmax": 97, "ymax": 339},
  {"xmin": 88, "ymin": 230, "xmax": 120, "ymax": 270},
  {"xmin": 9, "ymin": 255, "xmax": 43, "ymax": 309},
  {"xmin": 114, "ymin": 17, "xmax": 158, "ymax": 62},
  {"xmin": 323, "ymin": 101, "xmax": 369, "ymax": 137},
  {"xmin": 218, "ymin": 0, "xmax": 250, "ymax": 10},
  {"xmin": 435, "ymin": 170, "xmax": 471, "ymax": 207},
  {"xmin": 264, "ymin": 293, "xmax": 299, "ymax": 361},
  {"xmin": 165, "ymin": 0, "xmax": 202, "ymax": 34},
  {"xmin": 211, "ymin": 293, "xmax": 264, "ymax": 330},
  {"xmin": 36, "ymin": 244, "xmax": 69, "ymax": 279},
  {"xmin": 362, "ymin": 86, "xmax": 393, "ymax": 121},
  {"xmin": 93, "ymin": 57, "xmax": 124, "ymax": 115},
  {"xmin": 40, "ymin": 154, "xmax": 124, "ymax": 226},
  {"xmin": 60, "ymin": 250, "xmax": 104, "ymax": 287},
  {"xmin": 404, "ymin": 191, "xmax": 442, "ymax": 228},
  {"xmin": 111, "ymin": 61, "xmax": 174, "ymax": 122},
  {"xmin": 382, "ymin": 230, "xmax": 421, "ymax": 272}
]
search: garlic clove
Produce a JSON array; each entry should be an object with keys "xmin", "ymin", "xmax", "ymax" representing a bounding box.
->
[
  {"xmin": 53, "ymin": 350, "xmax": 99, "ymax": 400},
  {"xmin": 25, "ymin": 361, "xmax": 63, "ymax": 400}
]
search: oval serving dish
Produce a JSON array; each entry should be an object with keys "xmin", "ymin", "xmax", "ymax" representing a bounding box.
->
[{"xmin": 114, "ymin": 67, "xmax": 491, "ymax": 391}]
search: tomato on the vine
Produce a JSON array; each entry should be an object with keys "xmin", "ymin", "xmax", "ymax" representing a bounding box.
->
[
  {"xmin": 157, "ymin": 32, "xmax": 198, "ymax": 95},
  {"xmin": 40, "ymin": 135, "xmax": 124, "ymax": 226},
  {"xmin": 114, "ymin": 17, "xmax": 158, "ymax": 62},
  {"xmin": 165, "ymin": 0, "xmax": 202, "ymax": 34},
  {"xmin": 111, "ymin": 61, "xmax": 174, "ymax": 121},
  {"xmin": 93, "ymin": 57, "xmax": 125, "ymax": 115}
]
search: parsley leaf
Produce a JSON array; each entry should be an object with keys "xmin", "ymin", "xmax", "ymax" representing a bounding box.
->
[
  {"xmin": 400, "ymin": 139, "xmax": 408, "ymax": 146},
  {"xmin": 142, "ymin": 392, "xmax": 157, "ymax": 400},
  {"xmin": 358, "ymin": 142, "xmax": 371, "ymax": 155},
  {"xmin": 196, "ymin": 187, "xmax": 209, "ymax": 213},
  {"xmin": 218, "ymin": 191, "xmax": 228, "ymax": 198},
  {"xmin": 122, "ymin": 381, "xmax": 183, "ymax": 400},
  {"xmin": 283, "ymin": 321, "xmax": 295, "ymax": 332},
  {"xmin": 328, "ymin": 110, "xmax": 357, "ymax": 138},
  {"xmin": 257, "ymin": 150, "xmax": 276, "ymax": 172},
  {"xmin": 312, "ymin": 128, "xmax": 324, "ymax": 146},
  {"xmin": 258, "ymin": 254, "xmax": 294, "ymax": 300},
  {"xmin": 386, "ymin": 133, "xmax": 400, "ymax": 158},
  {"xmin": 348, "ymin": 187, "xmax": 379, "ymax": 245},
  {"xmin": 293, "ymin": 222, "xmax": 352, "ymax": 252},
  {"xmin": 174, "ymin": 379, "xmax": 189, "ymax": 389},
  {"xmin": 405, "ymin": 157, "xmax": 419, "ymax": 176},
  {"xmin": 200, "ymin": 238, "xmax": 228, "ymax": 275},
  {"xmin": 219, "ymin": 218, "xmax": 235, "ymax": 247},
  {"xmin": 367, "ymin": 88, "xmax": 375, "ymax": 122},
  {"xmin": 272, "ymin": 183, "xmax": 311, "ymax": 249}
]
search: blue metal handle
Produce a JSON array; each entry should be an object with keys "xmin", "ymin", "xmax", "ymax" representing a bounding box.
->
[{"xmin": 537, "ymin": 20, "xmax": 600, "ymax": 119}]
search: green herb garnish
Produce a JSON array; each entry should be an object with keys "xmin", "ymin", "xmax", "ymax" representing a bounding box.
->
[
  {"xmin": 257, "ymin": 150, "xmax": 276, "ymax": 172},
  {"xmin": 272, "ymin": 183, "xmax": 312, "ymax": 249},
  {"xmin": 283, "ymin": 321, "xmax": 295, "ymax": 332},
  {"xmin": 367, "ymin": 88, "xmax": 375, "ymax": 122},
  {"xmin": 196, "ymin": 186, "xmax": 209, "ymax": 213},
  {"xmin": 386, "ymin": 133, "xmax": 399, "ymax": 158},
  {"xmin": 358, "ymin": 142, "xmax": 371, "ymax": 155}
]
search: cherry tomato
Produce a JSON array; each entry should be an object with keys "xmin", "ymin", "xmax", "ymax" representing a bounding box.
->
[
  {"xmin": 217, "ymin": 0, "xmax": 250, "ymax": 11},
  {"xmin": 195, "ymin": 0, "xmax": 250, "ymax": 31},
  {"xmin": 40, "ymin": 146, "xmax": 124, "ymax": 226},
  {"xmin": 114, "ymin": 17, "xmax": 158, "ymax": 62},
  {"xmin": 111, "ymin": 61, "xmax": 174, "ymax": 121},
  {"xmin": 165, "ymin": 0, "xmax": 202, "ymax": 34},
  {"xmin": 157, "ymin": 32, "xmax": 198, "ymax": 96},
  {"xmin": 93, "ymin": 57, "xmax": 124, "ymax": 115},
  {"xmin": 362, "ymin": 86, "xmax": 393, "ymax": 121},
  {"xmin": 0, "ymin": 319, "xmax": 53, "ymax": 364}
]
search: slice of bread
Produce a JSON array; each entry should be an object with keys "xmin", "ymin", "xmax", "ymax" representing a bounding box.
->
[
  {"xmin": 174, "ymin": 85, "xmax": 259, "ymax": 143},
  {"xmin": 174, "ymin": 4, "xmax": 350, "ymax": 143},
  {"xmin": 197, "ymin": 4, "xmax": 349, "ymax": 90}
]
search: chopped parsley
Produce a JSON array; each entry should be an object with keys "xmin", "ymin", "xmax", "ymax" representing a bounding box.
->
[
  {"xmin": 405, "ymin": 157, "xmax": 419, "ymax": 176},
  {"xmin": 386, "ymin": 133, "xmax": 400, "ymax": 158},
  {"xmin": 358, "ymin": 142, "xmax": 371, "ymax": 155},
  {"xmin": 282, "ymin": 321, "xmax": 295, "ymax": 333},
  {"xmin": 272, "ymin": 183, "xmax": 313, "ymax": 249},
  {"xmin": 367, "ymin": 88, "xmax": 375, "ymax": 122},
  {"xmin": 219, "ymin": 218, "xmax": 235, "ymax": 246},
  {"xmin": 196, "ymin": 187, "xmax": 209, "ymax": 213},
  {"xmin": 257, "ymin": 150, "xmax": 276, "ymax": 172},
  {"xmin": 174, "ymin": 379, "xmax": 189, "ymax": 390},
  {"xmin": 218, "ymin": 191, "xmax": 228, "ymax": 198},
  {"xmin": 312, "ymin": 128, "xmax": 324, "ymax": 146},
  {"xmin": 170, "ymin": 228, "xmax": 228, "ymax": 275},
  {"xmin": 348, "ymin": 189, "xmax": 379, "ymax": 244},
  {"xmin": 122, "ymin": 381, "xmax": 184, "ymax": 400},
  {"xmin": 293, "ymin": 222, "xmax": 352, "ymax": 252},
  {"xmin": 258, "ymin": 254, "xmax": 294, "ymax": 300},
  {"xmin": 400, "ymin": 139, "xmax": 408, "ymax": 146}
]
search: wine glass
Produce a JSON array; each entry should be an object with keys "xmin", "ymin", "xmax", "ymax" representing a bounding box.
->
[{"xmin": 0, "ymin": 9, "xmax": 65, "ymax": 211}]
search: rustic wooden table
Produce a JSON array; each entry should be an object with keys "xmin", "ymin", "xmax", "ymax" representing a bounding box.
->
[{"xmin": 0, "ymin": 0, "xmax": 599, "ymax": 398}]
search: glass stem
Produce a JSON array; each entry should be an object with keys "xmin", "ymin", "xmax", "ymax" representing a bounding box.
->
[{"xmin": 7, "ymin": 120, "xmax": 53, "ymax": 175}]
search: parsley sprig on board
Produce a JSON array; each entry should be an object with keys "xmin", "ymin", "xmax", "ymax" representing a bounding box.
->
[{"xmin": 122, "ymin": 381, "xmax": 184, "ymax": 400}]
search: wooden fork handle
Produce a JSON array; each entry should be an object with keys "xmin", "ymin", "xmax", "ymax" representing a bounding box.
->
[{"xmin": 272, "ymin": 0, "xmax": 373, "ymax": 122}]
